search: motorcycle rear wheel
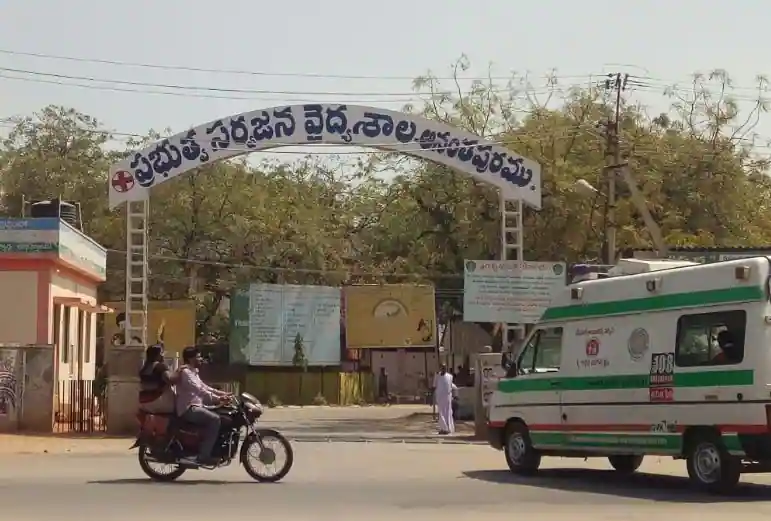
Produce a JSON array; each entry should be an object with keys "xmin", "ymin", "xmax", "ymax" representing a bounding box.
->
[
  {"xmin": 138, "ymin": 444, "xmax": 187, "ymax": 482},
  {"xmin": 241, "ymin": 428, "xmax": 294, "ymax": 482}
]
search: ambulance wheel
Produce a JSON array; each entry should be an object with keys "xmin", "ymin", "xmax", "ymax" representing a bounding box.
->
[
  {"xmin": 608, "ymin": 455, "xmax": 644, "ymax": 474},
  {"xmin": 685, "ymin": 434, "xmax": 741, "ymax": 494},
  {"xmin": 504, "ymin": 422, "xmax": 541, "ymax": 475}
]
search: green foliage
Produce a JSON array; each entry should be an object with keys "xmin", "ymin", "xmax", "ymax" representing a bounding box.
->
[
  {"xmin": 291, "ymin": 333, "xmax": 308, "ymax": 371},
  {"xmin": 2, "ymin": 59, "xmax": 771, "ymax": 346},
  {"xmin": 312, "ymin": 392, "xmax": 328, "ymax": 406}
]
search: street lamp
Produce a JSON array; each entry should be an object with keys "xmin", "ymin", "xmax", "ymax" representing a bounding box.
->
[
  {"xmin": 573, "ymin": 166, "xmax": 669, "ymax": 261},
  {"xmin": 574, "ymin": 179, "xmax": 602, "ymax": 198},
  {"xmin": 573, "ymin": 178, "xmax": 614, "ymax": 264}
]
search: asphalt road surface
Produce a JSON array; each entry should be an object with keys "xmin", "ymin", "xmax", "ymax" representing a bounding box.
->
[{"xmin": 5, "ymin": 442, "xmax": 771, "ymax": 520}]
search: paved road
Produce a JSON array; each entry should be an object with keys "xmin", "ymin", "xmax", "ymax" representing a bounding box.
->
[{"xmin": 4, "ymin": 443, "xmax": 771, "ymax": 520}]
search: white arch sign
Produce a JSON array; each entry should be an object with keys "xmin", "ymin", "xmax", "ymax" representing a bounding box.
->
[{"xmin": 108, "ymin": 104, "xmax": 542, "ymax": 209}]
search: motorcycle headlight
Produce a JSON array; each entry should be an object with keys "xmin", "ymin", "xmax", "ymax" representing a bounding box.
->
[{"xmin": 245, "ymin": 401, "xmax": 263, "ymax": 421}]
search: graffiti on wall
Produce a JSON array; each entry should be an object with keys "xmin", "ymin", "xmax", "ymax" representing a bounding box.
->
[{"xmin": 0, "ymin": 348, "xmax": 20, "ymax": 416}]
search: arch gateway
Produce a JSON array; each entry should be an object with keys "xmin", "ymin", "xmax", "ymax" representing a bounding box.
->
[{"xmin": 108, "ymin": 104, "xmax": 542, "ymax": 347}]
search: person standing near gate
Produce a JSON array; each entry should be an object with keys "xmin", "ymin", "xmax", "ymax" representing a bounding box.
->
[{"xmin": 433, "ymin": 364, "xmax": 455, "ymax": 435}]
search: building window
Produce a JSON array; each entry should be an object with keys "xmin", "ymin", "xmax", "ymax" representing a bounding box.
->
[
  {"xmin": 517, "ymin": 327, "xmax": 563, "ymax": 374},
  {"xmin": 675, "ymin": 310, "xmax": 746, "ymax": 367},
  {"xmin": 62, "ymin": 307, "xmax": 71, "ymax": 364}
]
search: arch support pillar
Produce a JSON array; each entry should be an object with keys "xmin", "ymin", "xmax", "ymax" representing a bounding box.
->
[
  {"xmin": 500, "ymin": 194, "xmax": 526, "ymax": 350},
  {"xmin": 124, "ymin": 199, "xmax": 148, "ymax": 347}
]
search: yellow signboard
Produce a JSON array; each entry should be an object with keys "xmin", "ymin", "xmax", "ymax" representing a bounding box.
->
[
  {"xmin": 103, "ymin": 300, "xmax": 196, "ymax": 354},
  {"xmin": 344, "ymin": 285, "xmax": 436, "ymax": 349}
]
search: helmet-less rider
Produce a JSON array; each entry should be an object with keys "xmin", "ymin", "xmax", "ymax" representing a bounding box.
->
[{"xmin": 176, "ymin": 346, "xmax": 233, "ymax": 466}]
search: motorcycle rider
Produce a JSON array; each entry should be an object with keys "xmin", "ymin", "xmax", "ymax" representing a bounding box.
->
[{"xmin": 176, "ymin": 346, "xmax": 232, "ymax": 466}]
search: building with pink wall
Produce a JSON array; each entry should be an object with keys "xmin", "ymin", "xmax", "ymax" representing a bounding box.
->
[{"xmin": 0, "ymin": 217, "xmax": 110, "ymax": 383}]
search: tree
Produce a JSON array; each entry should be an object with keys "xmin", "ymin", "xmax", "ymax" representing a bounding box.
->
[
  {"xmin": 291, "ymin": 333, "xmax": 308, "ymax": 403},
  {"xmin": 5, "ymin": 59, "xmax": 771, "ymax": 351},
  {"xmin": 368, "ymin": 58, "xmax": 771, "ymax": 346}
]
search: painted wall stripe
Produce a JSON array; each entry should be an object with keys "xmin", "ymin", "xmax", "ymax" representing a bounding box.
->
[
  {"xmin": 529, "ymin": 431, "xmax": 744, "ymax": 454},
  {"xmin": 497, "ymin": 369, "xmax": 753, "ymax": 393},
  {"xmin": 541, "ymin": 285, "xmax": 765, "ymax": 321}
]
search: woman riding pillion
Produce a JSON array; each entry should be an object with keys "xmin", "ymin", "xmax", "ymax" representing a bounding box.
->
[{"xmin": 138, "ymin": 343, "xmax": 178, "ymax": 414}]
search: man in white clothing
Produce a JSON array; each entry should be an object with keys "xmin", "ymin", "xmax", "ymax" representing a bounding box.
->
[{"xmin": 433, "ymin": 364, "xmax": 455, "ymax": 435}]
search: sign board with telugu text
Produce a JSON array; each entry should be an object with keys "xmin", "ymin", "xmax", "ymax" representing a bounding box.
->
[
  {"xmin": 230, "ymin": 283, "xmax": 341, "ymax": 366},
  {"xmin": 0, "ymin": 218, "xmax": 106, "ymax": 280},
  {"xmin": 108, "ymin": 104, "xmax": 542, "ymax": 209},
  {"xmin": 463, "ymin": 260, "xmax": 566, "ymax": 324}
]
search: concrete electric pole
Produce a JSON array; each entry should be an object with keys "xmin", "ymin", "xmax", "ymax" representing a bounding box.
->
[{"xmin": 603, "ymin": 73, "xmax": 628, "ymax": 265}]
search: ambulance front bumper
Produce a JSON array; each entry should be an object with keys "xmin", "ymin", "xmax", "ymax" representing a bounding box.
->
[{"xmin": 487, "ymin": 421, "xmax": 505, "ymax": 450}]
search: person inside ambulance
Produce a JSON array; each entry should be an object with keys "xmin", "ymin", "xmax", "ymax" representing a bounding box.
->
[{"xmin": 711, "ymin": 330, "xmax": 742, "ymax": 364}]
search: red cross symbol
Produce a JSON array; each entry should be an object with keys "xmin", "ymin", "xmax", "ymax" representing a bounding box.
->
[
  {"xmin": 586, "ymin": 338, "xmax": 600, "ymax": 357},
  {"xmin": 111, "ymin": 170, "xmax": 135, "ymax": 193}
]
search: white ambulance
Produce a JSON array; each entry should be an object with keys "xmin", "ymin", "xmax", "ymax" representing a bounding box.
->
[{"xmin": 487, "ymin": 257, "xmax": 771, "ymax": 493}]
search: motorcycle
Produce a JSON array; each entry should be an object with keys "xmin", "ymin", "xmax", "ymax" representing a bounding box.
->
[{"xmin": 130, "ymin": 392, "xmax": 294, "ymax": 482}]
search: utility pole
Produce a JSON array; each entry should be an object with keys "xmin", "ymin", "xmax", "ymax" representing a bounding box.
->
[{"xmin": 603, "ymin": 73, "xmax": 628, "ymax": 265}]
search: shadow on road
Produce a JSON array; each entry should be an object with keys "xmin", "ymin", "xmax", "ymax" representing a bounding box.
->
[
  {"xmin": 88, "ymin": 478, "xmax": 269, "ymax": 485},
  {"xmin": 463, "ymin": 469, "xmax": 771, "ymax": 503}
]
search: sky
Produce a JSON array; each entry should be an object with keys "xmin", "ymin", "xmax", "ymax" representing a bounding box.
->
[{"xmin": 0, "ymin": 0, "xmax": 770, "ymax": 164}]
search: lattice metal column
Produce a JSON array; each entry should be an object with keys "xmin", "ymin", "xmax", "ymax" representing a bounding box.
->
[
  {"xmin": 124, "ymin": 199, "xmax": 149, "ymax": 346},
  {"xmin": 500, "ymin": 194, "xmax": 526, "ymax": 352}
]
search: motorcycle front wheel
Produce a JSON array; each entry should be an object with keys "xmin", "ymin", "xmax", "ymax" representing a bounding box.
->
[
  {"xmin": 138, "ymin": 444, "xmax": 187, "ymax": 482},
  {"xmin": 240, "ymin": 428, "xmax": 294, "ymax": 482}
]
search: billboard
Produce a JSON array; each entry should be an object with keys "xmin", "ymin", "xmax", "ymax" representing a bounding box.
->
[
  {"xmin": 229, "ymin": 283, "xmax": 341, "ymax": 366},
  {"xmin": 463, "ymin": 260, "xmax": 566, "ymax": 324},
  {"xmin": 103, "ymin": 300, "xmax": 197, "ymax": 354},
  {"xmin": 344, "ymin": 285, "xmax": 436, "ymax": 349}
]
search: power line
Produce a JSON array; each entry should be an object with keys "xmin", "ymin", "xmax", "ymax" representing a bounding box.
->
[
  {"xmin": 0, "ymin": 48, "xmax": 594, "ymax": 82},
  {"xmin": 0, "ymin": 72, "xmax": 423, "ymax": 103},
  {"xmin": 0, "ymin": 70, "xmax": 566, "ymax": 105},
  {"xmin": 0, "ymin": 65, "xmax": 576, "ymax": 98},
  {"xmin": 6, "ymin": 48, "xmax": 766, "ymax": 96},
  {"xmin": 2, "ymin": 66, "xmax": 767, "ymax": 112}
]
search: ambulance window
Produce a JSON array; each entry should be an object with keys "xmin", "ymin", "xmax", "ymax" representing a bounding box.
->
[
  {"xmin": 675, "ymin": 310, "xmax": 746, "ymax": 367},
  {"xmin": 517, "ymin": 331, "xmax": 540, "ymax": 374},
  {"xmin": 517, "ymin": 327, "xmax": 563, "ymax": 374},
  {"xmin": 536, "ymin": 327, "xmax": 563, "ymax": 370}
]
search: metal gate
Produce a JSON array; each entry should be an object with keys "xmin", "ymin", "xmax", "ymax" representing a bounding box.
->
[{"xmin": 54, "ymin": 379, "xmax": 106, "ymax": 433}]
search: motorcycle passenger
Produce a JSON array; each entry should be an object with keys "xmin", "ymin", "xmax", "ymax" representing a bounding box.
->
[
  {"xmin": 138, "ymin": 343, "xmax": 178, "ymax": 414},
  {"xmin": 176, "ymin": 346, "xmax": 232, "ymax": 466}
]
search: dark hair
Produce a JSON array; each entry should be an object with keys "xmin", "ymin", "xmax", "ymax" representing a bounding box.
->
[
  {"xmin": 182, "ymin": 346, "xmax": 199, "ymax": 363},
  {"xmin": 145, "ymin": 344, "xmax": 163, "ymax": 362}
]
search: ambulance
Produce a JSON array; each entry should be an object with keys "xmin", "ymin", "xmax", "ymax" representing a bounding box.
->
[{"xmin": 487, "ymin": 256, "xmax": 771, "ymax": 493}]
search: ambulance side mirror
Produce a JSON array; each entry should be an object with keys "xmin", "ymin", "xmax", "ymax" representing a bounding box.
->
[
  {"xmin": 505, "ymin": 361, "xmax": 519, "ymax": 378},
  {"xmin": 501, "ymin": 353, "xmax": 518, "ymax": 377}
]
